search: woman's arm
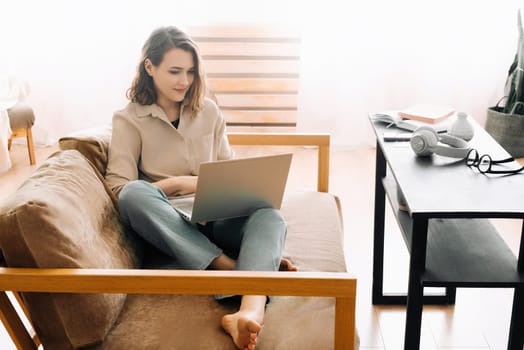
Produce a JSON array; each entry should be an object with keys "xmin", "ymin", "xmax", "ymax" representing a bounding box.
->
[
  {"xmin": 105, "ymin": 113, "xmax": 141, "ymax": 197},
  {"xmin": 152, "ymin": 176, "xmax": 197, "ymax": 197}
]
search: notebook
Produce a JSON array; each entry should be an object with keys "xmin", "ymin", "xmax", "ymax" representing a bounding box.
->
[
  {"xmin": 169, "ymin": 153, "xmax": 293, "ymax": 223},
  {"xmin": 398, "ymin": 104, "xmax": 455, "ymax": 124},
  {"xmin": 371, "ymin": 111, "xmax": 451, "ymax": 132}
]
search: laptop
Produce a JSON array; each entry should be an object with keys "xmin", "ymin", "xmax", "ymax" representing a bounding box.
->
[{"xmin": 169, "ymin": 153, "xmax": 293, "ymax": 223}]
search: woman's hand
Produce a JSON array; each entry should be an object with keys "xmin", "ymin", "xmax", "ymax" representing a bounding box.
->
[
  {"xmin": 154, "ymin": 176, "xmax": 198, "ymax": 196},
  {"xmin": 174, "ymin": 176, "xmax": 198, "ymax": 195}
]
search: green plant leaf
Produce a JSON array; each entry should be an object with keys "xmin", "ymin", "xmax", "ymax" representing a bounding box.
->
[{"xmin": 504, "ymin": 9, "xmax": 524, "ymax": 115}]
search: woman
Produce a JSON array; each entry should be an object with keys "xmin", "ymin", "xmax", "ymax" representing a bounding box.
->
[{"xmin": 105, "ymin": 26, "xmax": 295, "ymax": 350}]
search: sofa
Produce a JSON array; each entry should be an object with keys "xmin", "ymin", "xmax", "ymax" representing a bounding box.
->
[{"xmin": 0, "ymin": 128, "xmax": 358, "ymax": 350}]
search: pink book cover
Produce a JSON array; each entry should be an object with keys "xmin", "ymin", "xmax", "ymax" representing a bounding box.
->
[{"xmin": 398, "ymin": 104, "xmax": 455, "ymax": 124}]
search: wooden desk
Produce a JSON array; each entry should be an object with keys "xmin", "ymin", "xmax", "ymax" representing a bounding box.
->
[{"xmin": 370, "ymin": 118, "xmax": 524, "ymax": 349}]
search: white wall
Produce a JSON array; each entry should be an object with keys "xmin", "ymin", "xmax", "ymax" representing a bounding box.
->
[{"xmin": 0, "ymin": 0, "xmax": 521, "ymax": 146}]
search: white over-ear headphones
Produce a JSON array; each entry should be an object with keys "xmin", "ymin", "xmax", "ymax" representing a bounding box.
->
[{"xmin": 410, "ymin": 126, "xmax": 471, "ymax": 158}]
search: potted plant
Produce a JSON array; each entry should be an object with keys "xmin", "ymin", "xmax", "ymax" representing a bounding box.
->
[{"xmin": 485, "ymin": 9, "xmax": 524, "ymax": 157}]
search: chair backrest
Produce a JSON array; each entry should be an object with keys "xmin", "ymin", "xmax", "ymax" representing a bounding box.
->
[{"xmin": 186, "ymin": 25, "xmax": 301, "ymax": 128}]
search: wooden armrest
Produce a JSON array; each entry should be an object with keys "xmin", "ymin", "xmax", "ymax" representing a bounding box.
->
[
  {"xmin": 0, "ymin": 268, "xmax": 352, "ymax": 295},
  {"xmin": 0, "ymin": 268, "xmax": 356, "ymax": 349},
  {"xmin": 227, "ymin": 132, "xmax": 330, "ymax": 192}
]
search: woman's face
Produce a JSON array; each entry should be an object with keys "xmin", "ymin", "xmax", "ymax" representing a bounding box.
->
[{"xmin": 146, "ymin": 48, "xmax": 195, "ymax": 105}]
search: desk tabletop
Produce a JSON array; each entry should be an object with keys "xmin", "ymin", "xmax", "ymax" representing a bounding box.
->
[{"xmin": 370, "ymin": 117, "xmax": 524, "ymax": 217}]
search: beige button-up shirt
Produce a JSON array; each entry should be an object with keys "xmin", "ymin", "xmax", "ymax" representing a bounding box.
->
[{"xmin": 105, "ymin": 98, "xmax": 232, "ymax": 197}]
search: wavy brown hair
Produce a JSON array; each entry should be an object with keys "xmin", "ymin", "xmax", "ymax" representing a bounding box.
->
[{"xmin": 127, "ymin": 26, "xmax": 206, "ymax": 118}]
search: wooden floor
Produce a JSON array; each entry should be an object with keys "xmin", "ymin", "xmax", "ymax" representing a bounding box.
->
[{"xmin": 0, "ymin": 143, "xmax": 522, "ymax": 349}]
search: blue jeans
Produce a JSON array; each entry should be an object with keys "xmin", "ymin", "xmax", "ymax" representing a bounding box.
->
[{"xmin": 118, "ymin": 180, "xmax": 287, "ymax": 272}]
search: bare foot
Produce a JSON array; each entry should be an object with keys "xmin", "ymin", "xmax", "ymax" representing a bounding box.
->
[
  {"xmin": 222, "ymin": 311, "xmax": 262, "ymax": 350},
  {"xmin": 279, "ymin": 257, "xmax": 298, "ymax": 271}
]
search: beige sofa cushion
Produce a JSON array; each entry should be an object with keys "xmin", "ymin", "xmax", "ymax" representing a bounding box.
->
[
  {"xmin": 0, "ymin": 150, "xmax": 141, "ymax": 349},
  {"xmin": 88, "ymin": 191, "xmax": 351, "ymax": 350},
  {"xmin": 59, "ymin": 125, "xmax": 112, "ymax": 176}
]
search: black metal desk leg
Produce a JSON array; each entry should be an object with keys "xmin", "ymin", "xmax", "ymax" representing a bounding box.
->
[
  {"xmin": 508, "ymin": 287, "xmax": 524, "ymax": 350},
  {"xmin": 508, "ymin": 221, "xmax": 524, "ymax": 349},
  {"xmin": 445, "ymin": 287, "xmax": 457, "ymax": 304},
  {"xmin": 404, "ymin": 217, "xmax": 429, "ymax": 350},
  {"xmin": 372, "ymin": 141, "xmax": 387, "ymax": 304}
]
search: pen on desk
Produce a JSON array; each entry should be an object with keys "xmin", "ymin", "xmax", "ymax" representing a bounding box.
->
[{"xmin": 383, "ymin": 133, "xmax": 412, "ymax": 142}]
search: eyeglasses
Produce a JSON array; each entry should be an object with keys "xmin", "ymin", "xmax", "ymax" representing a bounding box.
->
[{"xmin": 466, "ymin": 149, "xmax": 524, "ymax": 174}]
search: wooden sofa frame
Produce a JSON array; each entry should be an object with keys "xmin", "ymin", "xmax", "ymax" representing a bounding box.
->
[{"xmin": 0, "ymin": 132, "xmax": 357, "ymax": 350}]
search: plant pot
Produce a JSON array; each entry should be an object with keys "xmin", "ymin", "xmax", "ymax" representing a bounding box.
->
[{"xmin": 485, "ymin": 106, "xmax": 524, "ymax": 158}]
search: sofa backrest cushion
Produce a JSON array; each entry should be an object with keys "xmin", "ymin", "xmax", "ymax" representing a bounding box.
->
[
  {"xmin": 0, "ymin": 150, "xmax": 141, "ymax": 349},
  {"xmin": 59, "ymin": 125, "xmax": 112, "ymax": 176}
]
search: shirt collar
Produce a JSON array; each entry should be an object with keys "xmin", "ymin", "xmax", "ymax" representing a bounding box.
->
[
  {"xmin": 134, "ymin": 103, "xmax": 167, "ymax": 119},
  {"xmin": 134, "ymin": 102, "xmax": 186, "ymax": 123}
]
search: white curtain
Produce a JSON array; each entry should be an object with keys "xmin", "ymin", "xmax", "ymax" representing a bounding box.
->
[{"xmin": 0, "ymin": 0, "xmax": 521, "ymax": 147}]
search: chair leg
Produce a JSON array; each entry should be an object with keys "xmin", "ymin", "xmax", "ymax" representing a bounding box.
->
[
  {"xmin": 0, "ymin": 292, "xmax": 37, "ymax": 350},
  {"xmin": 13, "ymin": 292, "xmax": 41, "ymax": 348},
  {"xmin": 26, "ymin": 128, "xmax": 36, "ymax": 165},
  {"xmin": 7, "ymin": 137, "xmax": 12, "ymax": 151}
]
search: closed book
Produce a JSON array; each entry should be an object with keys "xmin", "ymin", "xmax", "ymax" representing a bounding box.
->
[{"xmin": 398, "ymin": 104, "xmax": 455, "ymax": 124}]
